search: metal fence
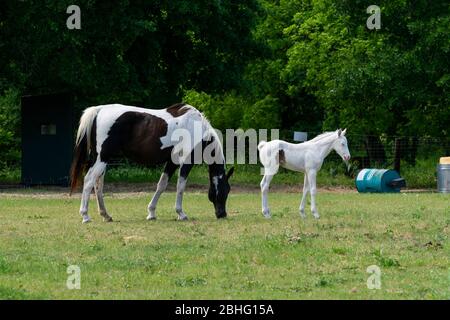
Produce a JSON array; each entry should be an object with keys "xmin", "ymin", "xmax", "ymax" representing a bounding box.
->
[{"xmin": 107, "ymin": 132, "xmax": 449, "ymax": 174}]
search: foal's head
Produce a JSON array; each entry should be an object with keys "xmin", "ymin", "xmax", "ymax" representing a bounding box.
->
[
  {"xmin": 208, "ymin": 166, "xmax": 234, "ymax": 218},
  {"xmin": 333, "ymin": 128, "xmax": 351, "ymax": 163}
]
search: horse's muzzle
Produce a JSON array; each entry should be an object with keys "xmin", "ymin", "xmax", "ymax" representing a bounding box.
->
[{"xmin": 216, "ymin": 211, "xmax": 227, "ymax": 219}]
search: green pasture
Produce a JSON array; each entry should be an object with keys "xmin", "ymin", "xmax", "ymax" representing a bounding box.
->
[
  {"xmin": 0, "ymin": 189, "xmax": 448, "ymax": 300},
  {"xmin": 0, "ymin": 157, "xmax": 440, "ymax": 189}
]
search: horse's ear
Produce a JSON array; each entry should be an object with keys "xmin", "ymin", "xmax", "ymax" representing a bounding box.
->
[
  {"xmin": 342, "ymin": 128, "xmax": 347, "ymax": 136},
  {"xmin": 226, "ymin": 167, "xmax": 235, "ymax": 180},
  {"xmin": 337, "ymin": 128, "xmax": 342, "ymax": 137}
]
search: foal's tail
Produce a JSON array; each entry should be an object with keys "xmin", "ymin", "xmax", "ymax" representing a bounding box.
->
[
  {"xmin": 257, "ymin": 141, "xmax": 267, "ymax": 151},
  {"xmin": 69, "ymin": 106, "xmax": 101, "ymax": 195}
]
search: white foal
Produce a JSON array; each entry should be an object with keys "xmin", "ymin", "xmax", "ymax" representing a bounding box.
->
[{"xmin": 258, "ymin": 129, "xmax": 351, "ymax": 219}]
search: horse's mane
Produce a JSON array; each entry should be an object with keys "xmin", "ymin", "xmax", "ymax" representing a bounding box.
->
[
  {"xmin": 183, "ymin": 104, "xmax": 225, "ymax": 164},
  {"xmin": 308, "ymin": 131, "xmax": 336, "ymax": 142},
  {"xmin": 201, "ymin": 111, "xmax": 225, "ymax": 163}
]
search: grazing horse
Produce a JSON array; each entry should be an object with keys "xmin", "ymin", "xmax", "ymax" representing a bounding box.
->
[
  {"xmin": 258, "ymin": 129, "xmax": 350, "ymax": 219},
  {"xmin": 70, "ymin": 103, "xmax": 234, "ymax": 223}
]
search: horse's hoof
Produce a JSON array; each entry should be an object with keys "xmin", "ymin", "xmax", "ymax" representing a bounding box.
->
[
  {"xmin": 146, "ymin": 215, "xmax": 156, "ymax": 221},
  {"xmin": 299, "ymin": 213, "xmax": 306, "ymax": 219},
  {"xmin": 177, "ymin": 215, "xmax": 188, "ymax": 221},
  {"xmin": 103, "ymin": 216, "xmax": 113, "ymax": 222},
  {"xmin": 313, "ymin": 213, "xmax": 320, "ymax": 219}
]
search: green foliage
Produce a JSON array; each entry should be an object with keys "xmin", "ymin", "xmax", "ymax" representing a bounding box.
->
[
  {"xmin": 183, "ymin": 90, "xmax": 281, "ymax": 130},
  {"xmin": 183, "ymin": 89, "xmax": 247, "ymax": 130},
  {"xmin": 0, "ymin": 89, "xmax": 20, "ymax": 167},
  {"xmin": 0, "ymin": 1, "xmax": 449, "ymax": 174},
  {"xmin": 0, "ymin": 1, "xmax": 260, "ymax": 168},
  {"xmin": 0, "ymin": 0, "xmax": 260, "ymax": 105},
  {"xmin": 241, "ymin": 95, "xmax": 281, "ymax": 129},
  {"xmin": 278, "ymin": 0, "xmax": 450, "ymax": 137}
]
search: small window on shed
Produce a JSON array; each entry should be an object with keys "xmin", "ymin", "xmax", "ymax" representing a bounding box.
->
[{"xmin": 41, "ymin": 124, "xmax": 57, "ymax": 135}]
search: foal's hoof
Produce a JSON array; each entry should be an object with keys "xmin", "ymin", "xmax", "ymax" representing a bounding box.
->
[
  {"xmin": 177, "ymin": 214, "xmax": 188, "ymax": 221},
  {"xmin": 103, "ymin": 216, "xmax": 113, "ymax": 222},
  {"xmin": 82, "ymin": 216, "xmax": 91, "ymax": 224},
  {"xmin": 146, "ymin": 215, "xmax": 156, "ymax": 221},
  {"xmin": 313, "ymin": 213, "xmax": 320, "ymax": 219},
  {"xmin": 262, "ymin": 211, "xmax": 271, "ymax": 219}
]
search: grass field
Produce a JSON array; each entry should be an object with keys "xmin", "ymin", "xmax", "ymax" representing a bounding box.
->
[
  {"xmin": 0, "ymin": 157, "xmax": 441, "ymax": 189},
  {"xmin": 0, "ymin": 189, "xmax": 449, "ymax": 299}
]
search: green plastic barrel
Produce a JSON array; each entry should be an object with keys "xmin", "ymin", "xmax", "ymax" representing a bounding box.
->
[{"xmin": 356, "ymin": 169, "xmax": 406, "ymax": 193}]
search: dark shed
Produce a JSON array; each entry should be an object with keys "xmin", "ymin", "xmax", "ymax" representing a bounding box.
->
[{"xmin": 21, "ymin": 93, "xmax": 74, "ymax": 186}]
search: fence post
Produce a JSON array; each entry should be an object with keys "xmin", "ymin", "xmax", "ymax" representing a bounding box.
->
[{"xmin": 393, "ymin": 138, "xmax": 402, "ymax": 173}]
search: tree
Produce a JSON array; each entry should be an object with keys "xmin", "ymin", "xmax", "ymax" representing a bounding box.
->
[{"xmin": 0, "ymin": 0, "xmax": 260, "ymax": 106}]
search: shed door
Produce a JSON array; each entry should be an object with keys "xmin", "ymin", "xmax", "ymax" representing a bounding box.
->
[{"xmin": 21, "ymin": 93, "xmax": 74, "ymax": 186}]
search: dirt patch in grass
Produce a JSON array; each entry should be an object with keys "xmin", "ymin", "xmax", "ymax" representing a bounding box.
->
[
  {"xmin": 0, "ymin": 182, "xmax": 359, "ymax": 198},
  {"xmin": 0, "ymin": 182, "xmax": 436, "ymax": 199}
]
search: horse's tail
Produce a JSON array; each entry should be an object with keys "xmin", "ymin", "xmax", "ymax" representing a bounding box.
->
[
  {"xmin": 257, "ymin": 141, "xmax": 267, "ymax": 151},
  {"xmin": 69, "ymin": 106, "xmax": 100, "ymax": 195}
]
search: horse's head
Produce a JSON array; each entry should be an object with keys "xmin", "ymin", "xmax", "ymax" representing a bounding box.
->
[
  {"xmin": 333, "ymin": 128, "xmax": 351, "ymax": 165},
  {"xmin": 208, "ymin": 166, "xmax": 234, "ymax": 219}
]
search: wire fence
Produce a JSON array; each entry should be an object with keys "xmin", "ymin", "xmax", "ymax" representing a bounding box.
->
[
  {"xmin": 108, "ymin": 132, "xmax": 450, "ymax": 174},
  {"xmin": 328, "ymin": 134, "xmax": 449, "ymax": 171}
]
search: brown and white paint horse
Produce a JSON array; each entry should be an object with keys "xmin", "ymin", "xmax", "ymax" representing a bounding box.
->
[{"xmin": 70, "ymin": 103, "xmax": 234, "ymax": 223}]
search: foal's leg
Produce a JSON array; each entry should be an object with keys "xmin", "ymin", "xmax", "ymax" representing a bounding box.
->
[
  {"xmin": 299, "ymin": 173, "xmax": 309, "ymax": 219},
  {"xmin": 94, "ymin": 172, "xmax": 112, "ymax": 222},
  {"xmin": 147, "ymin": 162, "xmax": 177, "ymax": 220},
  {"xmin": 260, "ymin": 174, "xmax": 274, "ymax": 218},
  {"xmin": 306, "ymin": 169, "xmax": 319, "ymax": 219},
  {"xmin": 79, "ymin": 159, "xmax": 107, "ymax": 223},
  {"xmin": 175, "ymin": 163, "xmax": 193, "ymax": 220}
]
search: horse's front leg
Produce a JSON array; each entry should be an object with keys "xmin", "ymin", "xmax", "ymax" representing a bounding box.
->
[
  {"xmin": 306, "ymin": 169, "xmax": 319, "ymax": 219},
  {"xmin": 299, "ymin": 173, "xmax": 309, "ymax": 219},
  {"xmin": 147, "ymin": 162, "xmax": 177, "ymax": 220},
  {"xmin": 175, "ymin": 163, "xmax": 193, "ymax": 221}
]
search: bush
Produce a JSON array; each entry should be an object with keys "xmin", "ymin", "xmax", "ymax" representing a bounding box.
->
[
  {"xmin": 241, "ymin": 95, "xmax": 281, "ymax": 129},
  {"xmin": 0, "ymin": 88, "xmax": 21, "ymax": 169},
  {"xmin": 183, "ymin": 89, "xmax": 248, "ymax": 130}
]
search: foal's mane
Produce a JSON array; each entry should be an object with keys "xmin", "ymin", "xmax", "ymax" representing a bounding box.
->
[{"xmin": 308, "ymin": 131, "xmax": 337, "ymax": 143}]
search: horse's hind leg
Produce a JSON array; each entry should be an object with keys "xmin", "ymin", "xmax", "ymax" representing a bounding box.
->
[
  {"xmin": 147, "ymin": 162, "xmax": 177, "ymax": 220},
  {"xmin": 95, "ymin": 171, "xmax": 112, "ymax": 222},
  {"xmin": 79, "ymin": 159, "xmax": 106, "ymax": 223},
  {"xmin": 260, "ymin": 174, "xmax": 274, "ymax": 218},
  {"xmin": 306, "ymin": 169, "xmax": 319, "ymax": 219}
]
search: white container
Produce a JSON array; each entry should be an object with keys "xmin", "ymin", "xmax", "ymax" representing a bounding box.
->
[
  {"xmin": 293, "ymin": 131, "xmax": 307, "ymax": 142},
  {"xmin": 437, "ymin": 164, "xmax": 450, "ymax": 193}
]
